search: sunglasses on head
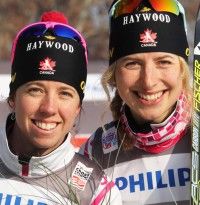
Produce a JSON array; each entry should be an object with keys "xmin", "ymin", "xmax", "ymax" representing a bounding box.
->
[
  {"xmin": 11, "ymin": 22, "xmax": 88, "ymax": 63},
  {"xmin": 109, "ymin": 0, "xmax": 181, "ymax": 18}
]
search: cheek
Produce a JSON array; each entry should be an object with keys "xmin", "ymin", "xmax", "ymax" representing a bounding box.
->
[
  {"xmin": 61, "ymin": 108, "xmax": 80, "ymax": 130},
  {"xmin": 14, "ymin": 97, "xmax": 39, "ymax": 117},
  {"xmin": 14, "ymin": 99, "xmax": 35, "ymax": 130},
  {"xmin": 115, "ymin": 70, "xmax": 137, "ymax": 88},
  {"xmin": 165, "ymin": 71, "xmax": 183, "ymax": 88},
  {"xmin": 60, "ymin": 103, "xmax": 80, "ymax": 120}
]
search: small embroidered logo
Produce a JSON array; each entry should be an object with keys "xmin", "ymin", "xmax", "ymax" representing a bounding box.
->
[
  {"xmin": 69, "ymin": 162, "xmax": 93, "ymax": 191},
  {"xmin": 109, "ymin": 47, "xmax": 115, "ymax": 58},
  {"xmin": 39, "ymin": 57, "xmax": 56, "ymax": 71},
  {"xmin": 140, "ymin": 29, "xmax": 157, "ymax": 44},
  {"xmin": 11, "ymin": 72, "xmax": 17, "ymax": 83},
  {"xmin": 39, "ymin": 57, "xmax": 56, "ymax": 75},
  {"xmin": 80, "ymin": 81, "xmax": 86, "ymax": 92},
  {"xmin": 140, "ymin": 7, "xmax": 152, "ymax": 12},
  {"xmin": 102, "ymin": 127, "xmax": 118, "ymax": 154},
  {"xmin": 44, "ymin": 35, "xmax": 56, "ymax": 40}
]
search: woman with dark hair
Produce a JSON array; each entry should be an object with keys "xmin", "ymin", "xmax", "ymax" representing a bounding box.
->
[{"xmin": 0, "ymin": 11, "xmax": 122, "ymax": 205}]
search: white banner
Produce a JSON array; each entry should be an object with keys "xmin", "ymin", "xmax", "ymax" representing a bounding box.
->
[{"xmin": 0, "ymin": 74, "xmax": 110, "ymax": 102}]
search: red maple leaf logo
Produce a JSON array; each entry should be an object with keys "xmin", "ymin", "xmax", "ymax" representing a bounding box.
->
[
  {"xmin": 140, "ymin": 29, "xmax": 157, "ymax": 43},
  {"xmin": 39, "ymin": 57, "xmax": 56, "ymax": 71}
]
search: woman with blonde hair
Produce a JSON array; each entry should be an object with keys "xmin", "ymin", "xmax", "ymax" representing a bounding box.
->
[{"xmin": 81, "ymin": 0, "xmax": 192, "ymax": 204}]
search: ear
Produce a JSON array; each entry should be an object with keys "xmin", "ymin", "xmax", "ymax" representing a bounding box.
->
[
  {"xmin": 75, "ymin": 106, "xmax": 81, "ymax": 117},
  {"xmin": 8, "ymin": 99, "xmax": 15, "ymax": 110},
  {"xmin": 7, "ymin": 92, "xmax": 16, "ymax": 110}
]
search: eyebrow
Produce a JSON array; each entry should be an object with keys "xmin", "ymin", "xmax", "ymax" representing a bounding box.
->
[
  {"xmin": 119, "ymin": 54, "xmax": 175, "ymax": 62},
  {"xmin": 25, "ymin": 82, "xmax": 43, "ymax": 87},
  {"xmin": 155, "ymin": 55, "xmax": 175, "ymax": 60},
  {"xmin": 58, "ymin": 86, "xmax": 76, "ymax": 93},
  {"xmin": 118, "ymin": 56, "xmax": 136, "ymax": 62}
]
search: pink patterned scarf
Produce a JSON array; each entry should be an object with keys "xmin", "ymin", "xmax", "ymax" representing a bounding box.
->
[{"xmin": 120, "ymin": 93, "xmax": 191, "ymax": 153}]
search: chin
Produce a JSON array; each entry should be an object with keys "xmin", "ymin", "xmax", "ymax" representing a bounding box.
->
[
  {"xmin": 139, "ymin": 114, "xmax": 162, "ymax": 124},
  {"xmin": 32, "ymin": 139, "xmax": 57, "ymax": 149}
]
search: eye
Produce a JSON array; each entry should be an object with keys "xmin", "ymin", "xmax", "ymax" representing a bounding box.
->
[
  {"xmin": 27, "ymin": 87, "xmax": 43, "ymax": 96},
  {"xmin": 157, "ymin": 59, "xmax": 173, "ymax": 68},
  {"xmin": 124, "ymin": 60, "xmax": 141, "ymax": 70},
  {"xmin": 59, "ymin": 90, "xmax": 74, "ymax": 99}
]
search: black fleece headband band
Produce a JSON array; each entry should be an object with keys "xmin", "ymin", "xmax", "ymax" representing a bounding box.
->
[
  {"xmin": 109, "ymin": 11, "xmax": 189, "ymax": 65},
  {"xmin": 10, "ymin": 35, "xmax": 87, "ymax": 102}
]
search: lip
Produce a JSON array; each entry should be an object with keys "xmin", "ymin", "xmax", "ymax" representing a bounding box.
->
[
  {"xmin": 135, "ymin": 91, "xmax": 165, "ymax": 105},
  {"xmin": 32, "ymin": 120, "xmax": 60, "ymax": 131}
]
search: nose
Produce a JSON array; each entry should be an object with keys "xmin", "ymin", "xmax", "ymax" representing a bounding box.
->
[
  {"xmin": 141, "ymin": 62, "xmax": 158, "ymax": 90},
  {"xmin": 39, "ymin": 94, "xmax": 57, "ymax": 116}
]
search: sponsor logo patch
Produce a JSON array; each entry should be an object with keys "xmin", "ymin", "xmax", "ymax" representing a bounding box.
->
[
  {"xmin": 102, "ymin": 127, "xmax": 118, "ymax": 154},
  {"xmin": 69, "ymin": 161, "xmax": 93, "ymax": 191}
]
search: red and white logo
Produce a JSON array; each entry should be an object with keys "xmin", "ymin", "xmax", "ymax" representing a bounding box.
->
[
  {"xmin": 39, "ymin": 57, "xmax": 56, "ymax": 75},
  {"xmin": 39, "ymin": 57, "xmax": 56, "ymax": 71},
  {"xmin": 69, "ymin": 162, "xmax": 93, "ymax": 191},
  {"xmin": 139, "ymin": 29, "xmax": 157, "ymax": 47},
  {"xmin": 102, "ymin": 127, "xmax": 118, "ymax": 154}
]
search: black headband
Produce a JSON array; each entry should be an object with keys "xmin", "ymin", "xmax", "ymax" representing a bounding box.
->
[
  {"xmin": 10, "ymin": 35, "xmax": 87, "ymax": 102},
  {"xmin": 109, "ymin": 11, "xmax": 189, "ymax": 65}
]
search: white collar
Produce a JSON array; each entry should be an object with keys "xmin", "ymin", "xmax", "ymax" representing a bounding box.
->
[{"xmin": 0, "ymin": 127, "xmax": 76, "ymax": 178}]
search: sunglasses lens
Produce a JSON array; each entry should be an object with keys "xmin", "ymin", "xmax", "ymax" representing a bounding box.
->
[
  {"xmin": 19, "ymin": 24, "xmax": 81, "ymax": 44},
  {"xmin": 19, "ymin": 25, "xmax": 46, "ymax": 39},
  {"xmin": 150, "ymin": 0, "xmax": 179, "ymax": 15},
  {"xmin": 13, "ymin": 23, "xmax": 88, "ymax": 64},
  {"xmin": 111, "ymin": 0, "xmax": 179, "ymax": 18},
  {"xmin": 53, "ymin": 25, "xmax": 81, "ymax": 42},
  {"xmin": 113, "ymin": 0, "xmax": 141, "ymax": 18}
]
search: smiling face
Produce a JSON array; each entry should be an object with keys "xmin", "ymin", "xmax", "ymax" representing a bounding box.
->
[
  {"xmin": 9, "ymin": 80, "xmax": 80, "ymax": 156},
  {"xmin": 115, "ymin": 52, "xmax": 183, "ymax": 125}
]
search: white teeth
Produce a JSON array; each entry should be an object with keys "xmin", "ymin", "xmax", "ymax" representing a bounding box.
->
[
  {"xmin": 35, "ymin": 121, "xmax": 57, "ymax": 130},
  {"xmin": 138, "ymin": 92, "xmax": 163, "ymax": 101}
]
